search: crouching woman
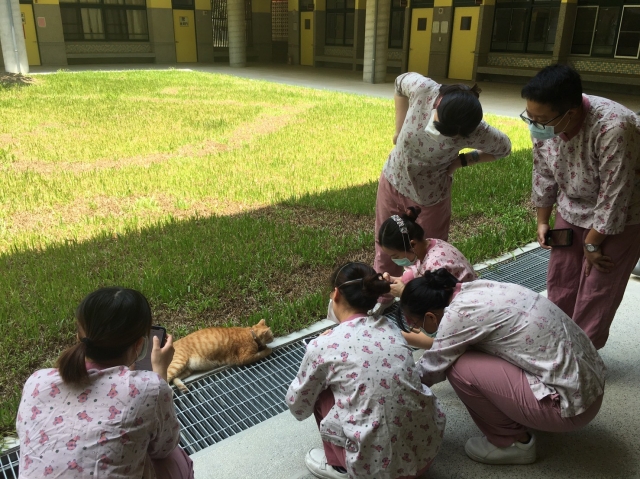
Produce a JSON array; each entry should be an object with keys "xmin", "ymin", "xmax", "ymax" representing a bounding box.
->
[
  {"xmin": 17, "ymin": 287, "xmax": 194, "ymax": 478},
  {"xmin": 401, "ymin": 269, "xmax": 605, "ymax": 465},
  {"xmin": 287, "ymin": 262, "xmax": 445, "ymax": 479}
]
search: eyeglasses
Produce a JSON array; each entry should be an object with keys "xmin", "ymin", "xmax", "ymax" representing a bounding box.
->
[{"xmin": 519, "ymin": 110, "xmax": 564, "ymax": 130}]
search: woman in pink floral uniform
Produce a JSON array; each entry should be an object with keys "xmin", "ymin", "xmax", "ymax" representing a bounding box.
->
[
  {"xmin": 16, "ymin": 287, "xmax": 193, "ymax": 478},
  {"xmin": 375, "ymin": 73, "xmax": 512, "ymax": 277},
  {"xmin": 287, "ymin": 262, "xmax": 445, "ymax": 479},
  {"xmin": 522, "ymin": 64, "xmax": 640, "ymax": 349},
  {"xmin": 401, "ymin": 269, "xmax": 605, "ymax": 465}
]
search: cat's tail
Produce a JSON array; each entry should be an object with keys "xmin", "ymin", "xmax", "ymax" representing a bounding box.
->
[{"xmin": 172, "ymin": 377, "xmax": 189, "ymax": 393}]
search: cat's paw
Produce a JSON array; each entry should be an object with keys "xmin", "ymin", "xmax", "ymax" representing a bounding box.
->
[{"xmin": 173, "ymin": 378, "xmax": 190, "ymax": 393}]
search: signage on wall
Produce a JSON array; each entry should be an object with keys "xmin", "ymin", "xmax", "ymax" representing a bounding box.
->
[
  {"xmin": 37, "ymin": 17, "xmax": 46, "ymax": 28},
  {"xmin": 179, "ymin": 16, "xmax": 189, "ymax": 26}
]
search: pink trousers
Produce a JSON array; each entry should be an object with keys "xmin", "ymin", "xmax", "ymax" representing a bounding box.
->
[
  {"xmin": 314, "ymin": 389, "xmax": 431, "ymax": 479},
  {"xmin": 374, "ymin": 174, "xmax": 452, "ymax": 277},
  {"xmin": 446, "ymin": 351, "xmax": 603, "ymax": 448},
  {"xmin": 151, "ymin": 446, "xmax": 194, "ymax": 479},
  {"xmin": 547, "ymin": 214, "xmax": 640, "ymax": 349}
]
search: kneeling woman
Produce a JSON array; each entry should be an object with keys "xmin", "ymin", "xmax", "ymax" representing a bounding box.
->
[
  {"xmin": 17, "ymin": 288, "xmax": 193, "ymax": 478},
  {"xmin": 401, "ymin": 270, "xmax": 605, "ymax": 465},
  {"xmin": 287, "ymin": 262, "xmax": 445, "ymax": 479}
]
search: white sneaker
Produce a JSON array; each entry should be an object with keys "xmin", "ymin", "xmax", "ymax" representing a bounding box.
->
[
  {"xmin": 305, "ymin": 448, "xmax": 348, "ymax": 479},
  {"xmin": 464, "ymin": 434, "xmax": 536, "ymax": 465}
]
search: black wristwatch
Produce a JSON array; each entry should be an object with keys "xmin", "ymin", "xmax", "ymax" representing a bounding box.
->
[
  {"xmin": 584, "ymin": 243, "xmax": 600, "ymax": 253},
  {"xmin": 458, "ymin": 152, "xmax": 468, "ymax": 167}
]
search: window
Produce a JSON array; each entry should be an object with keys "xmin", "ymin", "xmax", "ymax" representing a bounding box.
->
[
  {"xmin": 212, "ymin": 0, "xmax": 253, "ymax": 47},
  {"xmin": 326, "ymin": 0, "xmax": 355, "ymax": 46},
  {"xmin": 615, "ymin": 5, "xmax": 640, "ymax": 58},
  {"xmin": 570, "ymin": 2, "xmax": 638, "ymax": 58},
  {"xmin": 490, "ymin": 0, "xmax": 559, "ymax": 53},
  {"xmin": 388, "ymin": 0, "xmax": 406, "ymax": 48},
  {"xmin": 60, "ymin": 0, "xmax": 148, "ymax": 41}
]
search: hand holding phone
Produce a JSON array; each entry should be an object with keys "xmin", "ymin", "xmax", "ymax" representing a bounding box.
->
[
  {"xmin": 544, "ymin": 228, "xmax": 573, "ymax": 247},
  {"xmin": 135, "ymin": 325, "xmax": 167, "ymax": 372}
]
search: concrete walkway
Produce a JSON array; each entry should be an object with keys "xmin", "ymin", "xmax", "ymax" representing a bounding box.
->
[
  {"xmin": 24, "ymin": 63, "xmax": 640, "ymax": 118},
  {"xmin": 191, "ymin": 276, "xmax": 640, "ymax": 479}
]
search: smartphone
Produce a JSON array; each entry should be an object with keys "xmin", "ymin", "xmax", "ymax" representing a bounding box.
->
[
  {"xmin": 544, "ymin": 228, "xmax": 573, "ymax": 247},
  {"xmin": 135, "ymin": 325, "xmax": 167, "ymax": 371}
]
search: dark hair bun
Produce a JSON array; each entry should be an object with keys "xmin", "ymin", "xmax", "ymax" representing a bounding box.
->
[
  {"xmin": 362, "ymin": 273, "xmax": 392, "ymax": 297},
  {"xmin": 402, "ymin": 206, "xmax": 421, "ymax": 223},
  {"xmin": 422, "ymin": 268, "xmax": 458, "ymax": 290}
]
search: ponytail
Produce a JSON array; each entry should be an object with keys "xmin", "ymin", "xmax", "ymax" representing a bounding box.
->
[
  {"xmin": 400, "ymin": 268, "xmax": 459, "ymax": 317},
  {"xmin": 56, "ymin": 342, "xmax": 91, "ymax": 386}
]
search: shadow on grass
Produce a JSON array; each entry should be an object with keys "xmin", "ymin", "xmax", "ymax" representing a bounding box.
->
[{"xmin": 0, "ymin": 149, "xmax": 538, "ymax": 434}]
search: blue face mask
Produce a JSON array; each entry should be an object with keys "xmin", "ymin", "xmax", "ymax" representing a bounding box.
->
[
  {"xmin": 425, "ymin": 330, "xmax": 438, "ymax": 338},
  {"xmin": 392, "ymin": 257, "xmax": 417, "ymax": 267},
  {"xmin": 529, "ymin": 123, "xmax": 558, "ymax": 140}
]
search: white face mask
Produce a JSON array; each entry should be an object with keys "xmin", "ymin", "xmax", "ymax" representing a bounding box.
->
[
  {"xmin": 327, "ymin": 299, "xmax": 340, "ymax": 324},
  {"xmin": 135, "ymin": 336, "xmax": 149, "ymax": 362},
  {"xmin": 425, "ymin": 110, "xmax": 440, "ymax": 139}
]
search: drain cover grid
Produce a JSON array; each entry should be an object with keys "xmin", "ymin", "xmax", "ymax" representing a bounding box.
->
[{"xmin": 478, "ymin": 247, "xmax": 550, "ymax": 292}]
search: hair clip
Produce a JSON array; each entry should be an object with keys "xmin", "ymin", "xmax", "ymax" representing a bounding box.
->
[{"xmin": 391, "ymin": 215, "xmax": 408, "ymax": 235}]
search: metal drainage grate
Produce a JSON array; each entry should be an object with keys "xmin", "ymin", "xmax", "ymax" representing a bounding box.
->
[
  {"xmin": 0, "ymin": 447, "xmax": 19, "ymax": 479},
  {"xmin": 478, "ymin": 247, "xmax": 550, "ymax": 292},
  {"xmin": 174, "ymin": 340, "xmax": 307, "ymax": 455}
]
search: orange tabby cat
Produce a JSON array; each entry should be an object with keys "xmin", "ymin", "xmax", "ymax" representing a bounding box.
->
[{"xmin": 168, "ymin": 319, "xmax": 274, "ymax": 392}]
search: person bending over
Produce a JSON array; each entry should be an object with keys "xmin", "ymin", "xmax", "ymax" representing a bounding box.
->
[
  {"xmin": 287, "ymin": 262, "xmax": 445, "ymax": 479},
  {"xmin": 401, "ymin": 269, "xmax": 605, "ymax": 465},
  {"xmin": 17, "ymin": 287, "xmax": 194, "ymax": 479}
]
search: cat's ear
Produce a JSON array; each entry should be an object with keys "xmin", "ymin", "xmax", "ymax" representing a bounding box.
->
[{"xmin": 258, "ymin": 319, "xmax": 266, "ymax": 326}]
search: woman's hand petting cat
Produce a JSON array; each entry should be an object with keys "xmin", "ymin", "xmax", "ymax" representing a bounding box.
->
[{"xmin": 151, "ymin": 334, "xmax": 175, "ymax": 382}]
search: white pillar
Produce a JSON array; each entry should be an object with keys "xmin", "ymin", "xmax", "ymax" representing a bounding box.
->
[
  {"xmin": 0, "ymin": 0, "xmax": 29, "ymax": 74},
  {"xmin": 362, "ymin": 0, "xmax": 390, "ymax": 83},
  {"xmin": 228, "ymin": 0, "xmax": 247, "ymax": 67}
]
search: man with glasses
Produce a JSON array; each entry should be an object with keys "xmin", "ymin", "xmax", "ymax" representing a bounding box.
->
[{"xmin": 520, "ymin": 64, "xmax": 640, "ymax": 350}]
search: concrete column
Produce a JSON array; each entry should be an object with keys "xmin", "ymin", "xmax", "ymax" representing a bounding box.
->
[
  {"xmin": 362, "ymin": 0, "xmax": 391, "ymax": 83},
  {"xmin": 552, "ymin": 0, "xmax": 577, "ymax": 64},
  {"xmin": 0, "ymin": 0, "xmax": 29, "ymax": 73},
  {"xmin": 195, "ymin": 0, "xmax": 214, "ymax": 62},
  {"xmin": 228, "ymin": 0, "xmax": 247, "ymax": 66},
  {"xmin": 147, "ymin": 0, "xmax": 177, "ymax": 63}
]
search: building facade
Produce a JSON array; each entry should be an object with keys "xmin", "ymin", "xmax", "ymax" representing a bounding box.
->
[{"xmin": 2, "ymin": 0, "xmax": 639, "ymax": 90}]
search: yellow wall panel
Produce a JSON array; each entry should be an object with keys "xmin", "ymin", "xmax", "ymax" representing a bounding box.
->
[
  {"xmin": 448, "ymin": 6, "xmax": 478, "ymax": 80},
  {"xmin": 356, "ymin": 0, "xmax": 365, "ymax": 9},
  {"xmin": 146, "ymin": 0, "xmax": 172, "ymax": 8},
  {"xmin": 289, "ymin": 0, "xmax": 297, "ymax": 10},
  {"xmin": 195, "ymin": 0, "xmax": 210, "ymax": 9},
  {"xmin": 252, "ymin": 0, "xmax": 271, "ymax": 12},
  {"xmin": 20, "ymin": 5, "xmax": 40, "ymax": 66},
  {"xmin": 33, "ymin": 0, "xmax": 59, "ymax": 5},
  {"xmin": 434, "ymin": 0, "xmax": 452, "ymax": 6}
]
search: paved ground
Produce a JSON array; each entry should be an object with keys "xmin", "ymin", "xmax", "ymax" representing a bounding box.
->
[{"xmin": 191, "ymin": 276, "xmax": 640, "ymax": 479}]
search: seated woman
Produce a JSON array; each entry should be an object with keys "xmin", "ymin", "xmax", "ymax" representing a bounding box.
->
[
  {"xmin": 286, "ymin": 262, "xmax": 445, "ymax": 479},
  {"xmin": 17, "ymin": 287, "xmax": 194, "ymax": 478},
  {"xmin": 378, "ymin": 207, "xmax": 477, "ymax": 349},
  {"xmin": 401, "ymin": 269, "xmax": 606, "ymax": 465}
]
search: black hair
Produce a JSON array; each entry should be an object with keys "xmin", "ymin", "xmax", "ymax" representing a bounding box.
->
[
  {"xmin": 435, "ymin": 83, "xmax": 483, "ymax": 138},
  {"xmin": 378, "ymin": 206, "xmax": 425, "ymax": 252},
  {"xmin": 56, "ymin": 287, "xmax": 152, "ymax": 386},
  {"xmin": 521, "ymin": 64, "xmax": 583, "ymax": 114},
  {"xmin": 400, "ymin": 268, "xmax": 459, "ymax": 318},
  {"xmin": 331, "ymin": 262, "xmax": 391, "ymax": 312}
]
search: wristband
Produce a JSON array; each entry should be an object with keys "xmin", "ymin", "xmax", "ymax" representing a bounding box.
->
[
  {"xmin": 458, "ymin": 152, "xmax": 468, "ymax": 167},
  {"xmin": 470, "ymin": 150, "xmax": 480, "ymax": 163}
]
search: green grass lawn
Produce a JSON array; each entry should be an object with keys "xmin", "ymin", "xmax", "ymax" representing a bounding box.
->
[{"xmin": 0, "ymin": 70, "xmax": 536, "ymax": 435}]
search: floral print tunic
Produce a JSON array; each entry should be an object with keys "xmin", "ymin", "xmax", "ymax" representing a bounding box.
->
[
  {"xmin": 400, "ymin": 239, "xmax": 477, "ymax": 285},
  {"xmin": 531, "ymin": 95, "xmax": 640, "ymax": 234},
  {"xmin": 382, "ymin": 73, "xmax": 512, "ymax": 207},
  {"xmin": 287, "ymin": 315, "xmax": 445, "ymax": 479},
  {"xmin": 17, "ymin": 365, "xmax": 180, "ymax": 478},
  {"xmin": 418, "ymin": 280, "xmax": 606, "ymax": 418}
]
